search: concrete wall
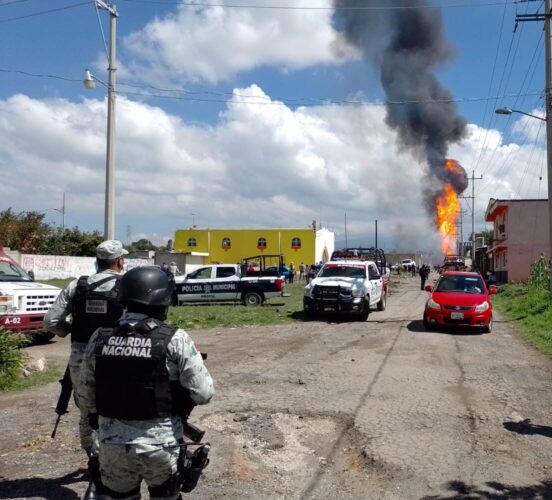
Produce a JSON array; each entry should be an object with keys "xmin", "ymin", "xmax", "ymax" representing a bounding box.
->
[
  {"xmin": 490, "ymin": 201, "xmax": 549, "ymax": 282},
  {"xmin": 503, "ymin": 243, "xmax": 548, "ymax": 282},
  {"xmin": 20, "ymin": 254, "xmax": 152, "ymax": 280},
  {"xmin": 173, "ymin": 228, "xmax": 335, "ymax": 267}
]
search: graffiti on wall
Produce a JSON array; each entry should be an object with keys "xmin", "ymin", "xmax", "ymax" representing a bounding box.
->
[{"xmin": 20, "ymin": 255, "xmax": 152, "ymax": 280}]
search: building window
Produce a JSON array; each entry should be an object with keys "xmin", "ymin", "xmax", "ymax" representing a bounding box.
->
[
  {"xmin": 257, "ymin": 237, "xmax": 267, "ymax": 251},
  {"xmin": 187, "ymin": 238, "xmax": 197, "ymax": 247},
  {"xmin": 221, "ymin": 237, "xmax": 231, "ymax": 251},
  {"xmin": 291, "ymin": 237, "xmax": 301, "ymax": 250}
]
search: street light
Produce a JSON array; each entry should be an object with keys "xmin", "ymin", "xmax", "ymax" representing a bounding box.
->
[
  {"xmin": 39, "ymin": 192, "xmax": 66, "ymax": 230},
  {"xmin": 84, "ymin": 0, "xmax": 118, "ymax": 240},
  {"xmin": 495, "ymin": 100, "xmax": 552, "ymax": 291},
  {"xmin": 83, "ymin": 70, "xmax": 96, "ymax": 90},
  {"xmin": 495, "ymin": 107, "xmax": 546, "ymax": 122}
]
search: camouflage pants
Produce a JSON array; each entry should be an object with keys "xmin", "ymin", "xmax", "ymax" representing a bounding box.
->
[
  {"xmin": 69, "ymin": 342, "xmax": 99, "ymax": 455},
  {"xmin": 99, "ymin": 443, "xmax": 180, "ymax": 499}
]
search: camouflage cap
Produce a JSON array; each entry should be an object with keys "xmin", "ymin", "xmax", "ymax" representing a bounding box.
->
[{"xmin": 96, "ymin": 240, "xmax": 129, "ymax": 260}]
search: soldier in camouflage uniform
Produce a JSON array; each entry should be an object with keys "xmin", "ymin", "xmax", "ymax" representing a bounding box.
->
[
  {"xmin": 44, "ymin": 240, "xmax": 127, "ymax": 486},
  {"xmin": 78, "ymin": 266, "xmax": 214, "ymax": 499}
]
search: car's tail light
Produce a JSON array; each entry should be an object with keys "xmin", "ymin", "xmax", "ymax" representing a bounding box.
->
[{"xmin": 276, "ymin": 278, "xmax": 284, "ymax": 291}]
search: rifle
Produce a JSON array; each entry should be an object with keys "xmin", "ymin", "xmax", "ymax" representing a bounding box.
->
[{"xmin": 51, "ymin": 365, "xmax": 73, "ymax": 438}]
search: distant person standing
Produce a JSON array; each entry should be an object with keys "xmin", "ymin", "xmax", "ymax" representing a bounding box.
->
[
  {"xmin": 307, "ymin": 264, "xmax": 317, "ymax": 283},
  {"xmin": 419, "ymin": 265, "xmax": 428, "ymax": 290},
  {"xmin": 299, "ymin": 262, "xmax": 306, "ymax": 281},
  {"xmin": 289, "ymin": 262, "xmax": 295, "ymax": 283},
  {"xmin": 169, "ymin": 261, "xmax": 181, "ymax": 276}
]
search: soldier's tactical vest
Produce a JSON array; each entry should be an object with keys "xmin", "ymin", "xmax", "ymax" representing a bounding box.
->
[
  {"xmin": 94, "ymin": 318, "xmax": 181, "ymax": 420},
  {"xmin": 70, "ymin": 275, "xmax": 123, "ymax": 343}
]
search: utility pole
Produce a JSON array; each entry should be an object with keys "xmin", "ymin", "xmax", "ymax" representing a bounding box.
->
[
  {"xmin": 61, "ymin": 191, "xmax": 66, "ymax": 230},
  {"xmin": 459, "ymin": 171, "xmax": 483, "ymax": 264},
  {"xmin": 375, "ymin": 219, "xmax": 378, "ymax": 248},
  {"xmin": 469, "ymin": 171, "xmax": 483, "ymax": 263},
  {"xmin": 456, "ymin": 209, "xmax": 467, "ymax": 257},
  {"xmin": 93, "ymin": 0, "xmax": 118, "ymax": 240},
  {"xmin": 514, "ymin": 1, "xmax": 552, "ymax": 290},
  {"xmin": 344, "ymin": 213, "xmax": 348, "ymax": 248}
]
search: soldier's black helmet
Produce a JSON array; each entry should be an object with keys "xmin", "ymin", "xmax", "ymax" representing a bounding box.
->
[{"xmin": 120, "ymin": 266, "xmax": 175, "ymax": 307}]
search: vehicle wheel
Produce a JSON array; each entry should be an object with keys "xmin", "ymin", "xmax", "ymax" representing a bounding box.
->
[
  {"xmin": 244, "ymin": 291, "xmax": 263, "ymax": 307},
  {"xmin": 482, "ymin": 317, "xmax": 492, "ymax": 334},
  {"xmin": 305, "ymin": 308, "xmax": 317, "ymax": 320},
  {"xmin": 31, "ymin": 330, "xmax": 55, "ymax": 344},
  {"xmin": 377, "ymin": 290, "xmax": 387, "ymax": 311},
  {"xmin": 423, "ymin": 315, "xmax": 433, "ymax": 331},
  {"xmin": 358, "ymin": 299, "xmax": 370, "ymax": 321}
]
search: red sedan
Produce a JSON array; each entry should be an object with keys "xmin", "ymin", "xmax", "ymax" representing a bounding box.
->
[{"xmin": 423, "ymin": 271, "xmax": 496, "ymax": 333}]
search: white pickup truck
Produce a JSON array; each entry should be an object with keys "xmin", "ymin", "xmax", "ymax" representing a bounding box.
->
[
  {"xmin": 173, "ymin": 263, "xmax": 285, "ymax": 306},
  {"xmin": 0, "ymin": 250, "xmax": 61, "ymax": 341},
  {"xmin": 303, "ymin": 259, "xmax": 385, "ymax": 320}
]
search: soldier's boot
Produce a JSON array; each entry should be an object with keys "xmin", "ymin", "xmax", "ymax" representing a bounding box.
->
[
  {"xmin": 83, "ymin": 481, "xmax": 98, "ymax": 500},
  {"xmin": 83, "ymin": 453, "xmax": 105, "ymax": 500}
]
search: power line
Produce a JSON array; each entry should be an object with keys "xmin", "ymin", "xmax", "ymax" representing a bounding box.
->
[
  {"xmin": 0, "ymin": 1, "xmax": 89, "ymax": 23},
  {"xmin": 93, "ymin": 0, "xmax": 110, "ymax": 59},
  {"xmin": 0, "ymin": 66, "xmax": 543, "ymax": 106},
  {"xmin": 121, "ymin": 89, "xmax": 544, "ymax": 106},
  {"xmin": 120, "ymin": 0, "xmax": 518, "ymax": 10},
  {"xmin": 0, "ymin": 68, "xmax": 82, "ymax": 83},
  {"xmin": 468, "ymin": 0, "xmax": 510, "ymax": 176},
  {"xmin": 0, "ymin": 0, "xmax": 36, "ymax": 6}
]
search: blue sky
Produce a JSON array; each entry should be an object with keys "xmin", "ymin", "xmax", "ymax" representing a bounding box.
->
[{"xmin": 0, "ymin": 0, "xmax": 547, "ymax": 254}]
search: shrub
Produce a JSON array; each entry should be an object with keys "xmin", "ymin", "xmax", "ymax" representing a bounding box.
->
[
  {"xmin": 528, "ymin": 255, "xmax": 550, "ymax": 291},
  {"xmin": 0, "ymin": 328, "xmax": 30, "ymax": 390}
]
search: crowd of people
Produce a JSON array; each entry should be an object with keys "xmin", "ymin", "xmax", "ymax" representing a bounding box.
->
[{"xmin": 292, "ymin": 261, "xmax": 324, "ymax": 283}]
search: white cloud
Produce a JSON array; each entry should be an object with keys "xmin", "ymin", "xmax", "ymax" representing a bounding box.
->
[
  {"xmin": 511, "ymin": 109, "xmax": 546, "ymax": 145},
  {"xmin": 120, "ymin": 0, "xmax": 357, "ymax": 84},
  {"xmin": 0, "ymin": 87, "xmax": 546, "ymax": 255}
]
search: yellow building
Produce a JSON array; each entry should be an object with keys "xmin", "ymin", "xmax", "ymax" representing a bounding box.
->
[{"xmin": 174, "ymin": 228, "xmax": 335, "ymax": 266}]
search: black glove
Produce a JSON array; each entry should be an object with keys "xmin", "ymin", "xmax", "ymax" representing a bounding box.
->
[{"xmin": 88, "ymin": 413, "xmax": 99, "ymax": 430}]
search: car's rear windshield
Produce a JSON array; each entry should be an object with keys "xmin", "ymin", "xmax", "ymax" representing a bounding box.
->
[
  {"xmin": 435, "ymin": 276, "xmax": 484, "ymax": 294},
  {"xmin": 319, "ymin": 265, "xmax": 366, "ymax": 279},
  {"xmin": 0, "ymin": 260, "xmax": 32, "ymax": 282}
]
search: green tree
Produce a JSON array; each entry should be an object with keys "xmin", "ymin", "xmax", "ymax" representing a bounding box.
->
[
  {"xmin": 132, "ymin": 238, "xmax": 158, "ymax": 251},
  {"xmin": 480, "ymin": 229, "xmax": 494, "ymax": 247},
  {"xmin": 35, "ymin": 227, "xmax": 103, "ymax": 256},
  {"xmin": 0, "ymin": 209, "xmax": 50, "ymax": 253}
]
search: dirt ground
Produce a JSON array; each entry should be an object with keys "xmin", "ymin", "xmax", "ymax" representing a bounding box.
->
[{"xmin": 2, "ymin": 275, "xmax": 552, "ymax": 499}]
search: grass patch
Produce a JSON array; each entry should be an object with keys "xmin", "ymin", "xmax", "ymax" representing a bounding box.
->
[
  {"xmin": 494, "ymin": 283, "xmax": 552, "ymax": 356},
  {"xmin": 168, "ymin": 280, "xmax": 308, "ymax": 329},
  {"xmin": 0, "ymin": 324, "xmax": 63, "ymax": 391},
  {"xmin": 4, "ymin": 362, "xmax": 64, "ymax": 392}
]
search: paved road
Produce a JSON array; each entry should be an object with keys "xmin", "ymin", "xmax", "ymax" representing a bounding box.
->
[{"xmin": 2, "ymin": 275, "xmax": 552, "ymax": 499}]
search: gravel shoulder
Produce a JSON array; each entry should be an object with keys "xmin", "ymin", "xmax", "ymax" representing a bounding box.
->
[{"xmin": 2, "ymin": 276, "xmax": 552, "ymax": 499}]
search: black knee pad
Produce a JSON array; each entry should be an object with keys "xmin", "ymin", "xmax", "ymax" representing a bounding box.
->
[
  {"xmin": 148, "ymin": 472, "xmax": 180, "ymax": 497},
  {"xmin": 101, "ymin": 484, "xmax": 141, "ymax": 499}
]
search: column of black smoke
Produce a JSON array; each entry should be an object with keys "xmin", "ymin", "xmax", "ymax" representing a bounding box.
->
[{"xmin": 333, "ymin": 0, "xmax": 468, "ymax": 209}]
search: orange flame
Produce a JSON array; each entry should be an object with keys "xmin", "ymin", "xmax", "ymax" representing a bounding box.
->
[{"xmin": 436, "ymin": 183, "xmax": 460, "ymax": 255}]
